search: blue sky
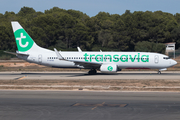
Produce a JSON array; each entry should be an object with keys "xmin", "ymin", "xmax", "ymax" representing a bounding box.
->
[{"xmin": 1, "ymin": 0, "xmax": 180, "ymax": 17}]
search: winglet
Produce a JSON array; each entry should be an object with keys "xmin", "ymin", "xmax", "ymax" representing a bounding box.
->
[
  {"xmin": 54, "ymin": 48, "xmax": 64, "ymax": 60},
  {"xmin": 77, "ymin": 47, "xmax": 82, "ymax": 52}
]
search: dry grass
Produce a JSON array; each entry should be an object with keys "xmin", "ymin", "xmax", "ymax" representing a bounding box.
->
[{"xmin": 1, "ymin": 79, "xmax": 180, "ymax": 91}]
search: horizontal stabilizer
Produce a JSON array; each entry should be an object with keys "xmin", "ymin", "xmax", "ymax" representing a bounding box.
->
[
  {"xmin": 4, "ymin": 51, "xmax": 29, "ymax": 56},
  {"xmin": 4, "ymin": 51, "xmax": 16, "ymax": 55}
]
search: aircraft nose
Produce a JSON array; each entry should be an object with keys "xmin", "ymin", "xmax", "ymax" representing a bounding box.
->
[{"xmin": 172, "ymin": 59, "xmax": 177, "ymax": 66}]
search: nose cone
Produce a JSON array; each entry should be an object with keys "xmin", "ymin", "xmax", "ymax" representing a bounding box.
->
[{"xmin": 172, "ymin": 59, "xmax": 177, "ymax": 66}]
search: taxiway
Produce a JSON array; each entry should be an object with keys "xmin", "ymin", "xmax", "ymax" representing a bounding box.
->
[{"xmin": 0, "ymin": 71, "xmax": 180, "ymax": 80}]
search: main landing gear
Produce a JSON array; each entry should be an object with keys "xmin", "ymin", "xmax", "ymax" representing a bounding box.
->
[
  {"xmin": 88, "ymin": 69, "xmax": 97, "ymax": 75},
  {"xmin": 158, "ymin": 71, "xmax": 161, "ymax": 74}
]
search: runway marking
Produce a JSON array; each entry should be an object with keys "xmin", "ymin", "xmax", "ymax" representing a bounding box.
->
[
  {"xmin": 91, "ymin": 102, "xmax": 105, "ymax": 110},
  {"xmin": 91, "ymin": 106, "xmax": 97, "ymax": 110},
  {"xmin": 72, "ymin": 102, "xmax": 127, "ymax": 110},
  {"xmin": 14, "ymin": 76, "xmax": 28, "ymax": 80}
]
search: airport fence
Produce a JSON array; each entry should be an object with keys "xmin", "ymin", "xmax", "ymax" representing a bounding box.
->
[{"xmin": 168, "ymin": 49, "xmax": 180, "ymax": 59}]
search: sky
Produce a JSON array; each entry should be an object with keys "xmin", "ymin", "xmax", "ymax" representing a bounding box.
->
[{"xmin": 1, "ymin": 0, "xmax": 180, "ymax": 17}]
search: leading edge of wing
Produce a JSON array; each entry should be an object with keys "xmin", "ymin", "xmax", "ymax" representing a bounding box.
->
[{"xmin": 54, "ymin": 48, "xmax": 102, "ymax": 68}]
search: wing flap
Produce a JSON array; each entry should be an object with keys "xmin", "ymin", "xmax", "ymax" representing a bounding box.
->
[{"xmin": 73, "ymin": 60, "xmax": 102, "ymax": 68}]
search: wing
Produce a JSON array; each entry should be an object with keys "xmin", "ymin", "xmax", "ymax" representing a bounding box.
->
[
  {"xmin": 54, "ymin": 48, "xmax": 102, "ymax": 69},
  {"xmin": 72, "ymin": 60, "xmax": 102, "ymax": 69}
]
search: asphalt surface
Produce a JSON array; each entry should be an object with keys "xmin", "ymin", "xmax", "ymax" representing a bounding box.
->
[
  {"xmin": 0, "ymin": 90, "xmax": 180, "ymax": 120},
  {"xmin": 0, "ymin": 71, "xmax": 180, "ymax": 80}
]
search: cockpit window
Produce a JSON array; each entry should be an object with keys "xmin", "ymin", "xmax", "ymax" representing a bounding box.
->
[{"xmin": 163, "ymin": 57, "xmax": 170, "ymax": 60}]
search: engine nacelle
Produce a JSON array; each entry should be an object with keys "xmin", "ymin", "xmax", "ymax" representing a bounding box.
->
[{"xmin": 100, "ymin": 64, "xmax": 117, "ymax": 73}]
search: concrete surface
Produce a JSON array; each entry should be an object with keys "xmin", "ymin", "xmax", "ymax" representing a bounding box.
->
[
  {"xmin": 0, "ymin": 90, "xmax": 180, "ymax": 120},
  {"xmin": 0, "ymin": 71, "xmax": 180, "ymax": 80}
]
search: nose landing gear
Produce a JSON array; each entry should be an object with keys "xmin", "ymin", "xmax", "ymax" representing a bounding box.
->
[{"xmin": 158, "ymin": 68, "xmax": 167, "ymax": 74}]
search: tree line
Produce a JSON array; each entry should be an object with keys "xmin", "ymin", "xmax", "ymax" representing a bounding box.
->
[{"xmin": 0, "ymin": 7, "xmax": 180, "ymax": 53}]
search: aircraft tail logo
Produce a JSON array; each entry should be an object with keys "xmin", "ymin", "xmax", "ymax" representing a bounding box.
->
[{"xmin": 11, "ymin": 22, "xmax": 34, "ymax": 52}]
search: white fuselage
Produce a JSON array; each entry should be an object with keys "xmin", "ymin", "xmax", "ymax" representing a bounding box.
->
[{"xmin": 17, "ymin": 47, "xmax": 177, "ymax": 70}]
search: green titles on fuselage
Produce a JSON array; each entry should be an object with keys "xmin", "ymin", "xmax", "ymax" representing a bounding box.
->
[{"xmin": 83, "ymin": 53, "xmax": 149, "ymax": 62}]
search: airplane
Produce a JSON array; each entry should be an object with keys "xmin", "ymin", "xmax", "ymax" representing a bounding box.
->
[{"xmin": 5, "ymin": 21, "xmax": 177, "ymax": 74}]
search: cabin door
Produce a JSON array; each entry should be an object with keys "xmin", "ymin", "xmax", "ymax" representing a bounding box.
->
[
  {"xmin": 38, "ymin": 54, "xmax": 42, "ymax": 63},
  {"xmin": 154, "ymin": 55, "xmax": 159, "ymax": 64}
]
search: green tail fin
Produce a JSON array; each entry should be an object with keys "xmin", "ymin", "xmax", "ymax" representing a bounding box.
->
[{"xmin": 11, "ymin": 21, "xmax": 34, "ymax": 52}]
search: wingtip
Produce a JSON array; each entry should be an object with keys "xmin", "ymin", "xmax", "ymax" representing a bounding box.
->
[{"xmin": 54, "ymin": 48, "xmax": 64, "ymax": 60}]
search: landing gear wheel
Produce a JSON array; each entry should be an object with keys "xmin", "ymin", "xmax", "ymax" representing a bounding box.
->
[
  {"xmin": 158, "ymin": 71, "xmax": 161, "ymax": 74},
  {"xmin": 88, "ymin": 69, "xmax": 97, "ymax": 75}
]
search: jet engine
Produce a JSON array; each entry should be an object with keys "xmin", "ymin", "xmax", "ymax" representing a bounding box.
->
[{"xmin": 100, "ymin": 64, "xmax": 117, "ymax": 72}]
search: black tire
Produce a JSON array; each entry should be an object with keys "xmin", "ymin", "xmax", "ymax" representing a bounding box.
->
[{"xmin": 88, "ymin": 69, "xmax": 97, "ymax": 75}]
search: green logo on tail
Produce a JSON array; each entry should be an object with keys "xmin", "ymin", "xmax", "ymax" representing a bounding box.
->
[{"xmin": 14, "ymin": 29, "xmax": 34, "ymax": 52}]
